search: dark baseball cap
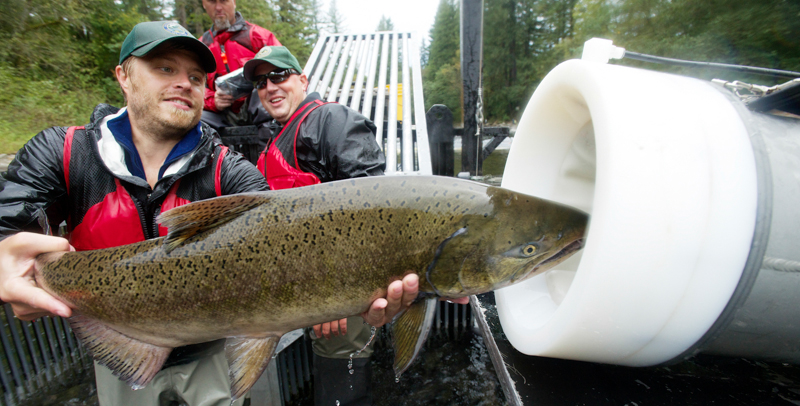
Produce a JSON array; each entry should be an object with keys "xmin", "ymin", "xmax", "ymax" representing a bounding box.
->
[
  {"xmin": 119, "ymin": 21, "xmax": 216, "ymax": 73},
  {"xmin": 243, "ymin": 46, "xmax": 304, "ymax": 81}
]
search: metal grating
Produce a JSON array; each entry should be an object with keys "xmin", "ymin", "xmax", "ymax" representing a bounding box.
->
[
  {"xmin": 303, "ymin": 32, "xmax": 433, "ymax": 176},
  {"xmin": 0, "ymin": 304, "xmax": 91, "ymax": 406}
]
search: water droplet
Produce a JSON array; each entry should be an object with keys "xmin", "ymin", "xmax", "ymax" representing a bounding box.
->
[
  {"xmin": 347, "ymin": 326, "xmax": 379, "ymax": 373},
  {"xmin": 395, "ymin": 377, "xmax": 400, "ymax": 383}
]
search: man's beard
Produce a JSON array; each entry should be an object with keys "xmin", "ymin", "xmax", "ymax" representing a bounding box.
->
[
  {"xmin": 214, "ymin": 17, "xmax": 231, "ymax": 31},
  {"xmin": 128, "ymin": 80, "xmax": 201, "ymax": 142}
]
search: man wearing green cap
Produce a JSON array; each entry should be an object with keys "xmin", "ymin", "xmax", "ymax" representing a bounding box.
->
[
  {"xmin": 242, "ymin": 46, "xmax": 386, "ymax": 187},
  {"xmin": 0, "ymin": 20, "xmax": 268, "ymax": 405}
]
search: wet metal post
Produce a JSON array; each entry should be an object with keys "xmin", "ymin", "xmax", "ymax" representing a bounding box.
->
[{"xmin": 461, "ymin": 0, "xmax": 484, "ymax": 175}]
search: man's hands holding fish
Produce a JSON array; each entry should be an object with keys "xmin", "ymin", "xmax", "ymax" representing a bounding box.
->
[
  {"xmin": 313, "ymin": 274, "xmax": 470, "ymax": 339},
  {"xmin": 0, "ymin": 232, "xmax": 469, "ymax": 330},
  {"xmin": 0, "ymin": 233, "xmax": 74, "ymax": 321}
]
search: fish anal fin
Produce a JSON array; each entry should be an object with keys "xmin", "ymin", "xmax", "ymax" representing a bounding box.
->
[
  {"xmin": 225, "ymin": 335, "xmax": 280, "ymax": 400},
  {"xmin": 157, "ymin": 193, "xmax": 271, "ymax": 253},
  {"xmin": 68, "ymin": 313, "xmax": 170, "ymax": 389},
  {"xmin": 391, "ymin": 298, "xmax": 437, "ymax": 377}
]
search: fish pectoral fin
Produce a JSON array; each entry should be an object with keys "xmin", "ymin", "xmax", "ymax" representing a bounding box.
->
[
  {"xmin": 225, "ymin": 335, "xmax": 280, "ymax": 400},
  {"xmin": 157, "ymin": 193, "xmax": 272, "ymax": 253},
  {"xmin": 68, "ymin": 313, "xmax": 171, "ymax": 390},
  {"xmin": 390, "ymin": 298, "xmax": 437, "ymax": 377}
]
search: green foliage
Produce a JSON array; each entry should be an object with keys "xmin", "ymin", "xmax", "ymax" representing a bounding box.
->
[
  {"xmin": 2, "ymin": 0, "xmax": 798, "ymax": 153},
  {"xmin": 325, "ymin": 0, "xmax": 346, "ymax": 34},
  {"xmin": 0, "ymin": 0, "xmax": 324, "ymax": 153},
  {"xmin": 423, "ymin": 0, "xmax": 462, "ymax": 122},
  {"xmin": 0, "ymin": 66, "xmax": 119, "ymax": 154},
  {"xmin": 424, "ymin": 0, "xmax": 800, "ymax": 124},
  {"xmin": 482, "ymin": 0, "xmax": 578, "ymax": 122},
  {"xmin": 271, "ymin": 0, "xmax": 317, "ymax": 65},
  {"xmin": 377, "ymin": 15, "xmax": 394, "ymax": 32}
]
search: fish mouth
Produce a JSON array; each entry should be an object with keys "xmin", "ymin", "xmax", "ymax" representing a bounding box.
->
[
  {"xmin": 508, "ymin": 238, "xmax": 584, "ymax": 284},
  {"xmin": 538, "ymin": 238, "xmax": 584, "ymax": 269}
]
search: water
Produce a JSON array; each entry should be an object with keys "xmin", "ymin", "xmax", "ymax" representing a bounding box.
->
[
  {"xmin": 453, "ymin": 138, "xmax": 510, "ymax": 180},
  {"xmin": 369, "ymin": 331, "xmax": 507, "ymax": 406},
  {"xmin": 18, "ymin": 366, "xmax": 98, "ymax": 406},
  {"xmin": 348, "ymin": 326, "xmax": 378, "ymax": 376}
]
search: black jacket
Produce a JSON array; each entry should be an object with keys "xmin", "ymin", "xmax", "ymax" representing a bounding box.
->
[
  {"xmin": 265, "ymin": 92, "xmax": 386, "ymax": 180},
  {"xmin": 0, "ymin": 104, "xmax": 267, "ymax": 239}
]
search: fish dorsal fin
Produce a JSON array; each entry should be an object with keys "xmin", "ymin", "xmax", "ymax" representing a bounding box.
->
[
  {"xmin": 225, "ymin": 335, "xmax": 281, "ymax": 400},
  {"xmin": 391, "ymin": 297, "xmax": 437, "ymax": 377},
  {"xmin": 69, "ymin": 312, "xmax": 171, "ymax": 389},
  {"xmin": 158, "ymin": 193, "xmax": 271, "ymax": 253}
]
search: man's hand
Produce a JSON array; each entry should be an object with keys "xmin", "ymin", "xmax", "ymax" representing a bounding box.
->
[
  {"xmin": 312, "ymin": 273, "xmax": 470, "ymax": 338},
  {"xmin": 360, "ymin": 274, "xmax": 419, "ymax": 328},
  {"xmin": 0, "ymin": 233, "xmax": 73, "ymax": 320},
  {"xmin": 214, "ymin": 91, "xmax": 234, "ymax": 111},
  {"xmin": 313, "ymin": 318, "xmax": 346, "ymax": 340}
]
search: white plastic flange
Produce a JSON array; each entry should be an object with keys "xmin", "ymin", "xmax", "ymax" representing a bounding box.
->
[
  {"xmin": 496, "ymin": 59, "xmax": 758, "ymax": 366},
  {"xmin": 581, "ymin": 38, "xmax": 626, "ymax": 64}
]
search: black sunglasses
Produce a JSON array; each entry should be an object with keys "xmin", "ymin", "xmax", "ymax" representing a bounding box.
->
[{"xmin": 253, "ymin": 69, "xmax": 299, "ymax": 89}]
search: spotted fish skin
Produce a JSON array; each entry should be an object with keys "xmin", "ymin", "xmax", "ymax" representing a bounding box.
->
[{"xmin": 34, "ymin": 175, "xmax": 588, "ymax": 397}]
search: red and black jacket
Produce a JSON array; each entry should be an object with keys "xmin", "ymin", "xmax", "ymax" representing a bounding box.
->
[
  {"xmin": 0, "ymin": 103, "xmax": 267, "ymax": 241},
  {"xmin": 0, "ymin": 103, "xmax": 268, "ymax": 367},
  {"xmin": 200, "ymin": 12, "xmax": 281, "ymax": 113},
  {"xmin": 257, "ymin": 93, "xmax": 386, "ymax": 187}
]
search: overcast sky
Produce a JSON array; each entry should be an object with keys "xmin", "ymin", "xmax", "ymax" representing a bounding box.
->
[{"xmin": 319, "ymin": 0, "xmax": 442, "ymax": 44}]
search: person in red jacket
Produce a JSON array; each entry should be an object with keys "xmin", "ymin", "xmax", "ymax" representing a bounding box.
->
[{"xmin": 200, "ymin": 0, "xmax": 281, "ymax": 129}]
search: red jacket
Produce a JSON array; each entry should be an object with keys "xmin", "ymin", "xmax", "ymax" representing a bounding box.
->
[{"xmin": 200, "ymin": 12, "xmax": 281, "ymax": 113}]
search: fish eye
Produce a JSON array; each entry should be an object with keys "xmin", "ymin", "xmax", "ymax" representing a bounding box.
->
[{"xmin": 521, "ymin": 244, "xmax": 537, "ymax": 257}]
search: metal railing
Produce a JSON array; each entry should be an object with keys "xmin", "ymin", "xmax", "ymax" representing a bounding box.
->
[
  {"xmin": 304, "ymin": 32, "xmax": 433, "ymax": 176},
  {"xmin": 0, "ymin": 305, "xmax": 91, "ymax": 406}
]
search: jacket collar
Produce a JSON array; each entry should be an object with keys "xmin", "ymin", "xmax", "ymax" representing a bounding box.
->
[{"xmin": 92, "ymin": 106, "xmax": 207, "ymax": 183}]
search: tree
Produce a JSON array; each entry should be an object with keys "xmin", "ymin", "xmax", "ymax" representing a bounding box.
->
[
  {"xmin": 423, "ymin": 0, "xmax": 461, "ymax": 121},
  {"xmin": 272, "ymin": 0, "xmax": 317, "ymax": 64},
  {"xmin": 481, "ymin": 0, "xmax": 580, "ymax": 121},
  {"xmin": 568, "ymin": 0, "xmax": 800, "ymax": 83},
  {"xmin": 308, "ymin": 0, "xmax": 325, "ymax": 42},
  {"xmin": 377, "ymin": 15, "xmax": 394, "ymax": 31},
  {"xmin": 326, "ymin": 0, "xmax": 346, "ymax": 33}
]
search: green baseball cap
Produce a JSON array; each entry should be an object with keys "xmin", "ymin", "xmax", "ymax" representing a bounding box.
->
[
  {"xmin": 243, "ymin": 46, "xmax": 304, "ymax": 81},
  {"xmin": 119, "ymin": 21, "xmax": 216, "ymax": 73}
]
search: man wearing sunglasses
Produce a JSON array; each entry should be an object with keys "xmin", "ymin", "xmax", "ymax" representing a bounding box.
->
[
  {"xmin": 242, "ymin": 46, "xmax": 396, "ymax": 406},
  {"xmin": 243, "ymin": 46, "xmax": 386, "ymax": 188}
]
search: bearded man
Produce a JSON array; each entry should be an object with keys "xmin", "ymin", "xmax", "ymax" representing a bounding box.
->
[
  {"xmin": 0, "ymin": 20, "xmax": 267, "ymax": 405},
  {"xmin": 200, "ymin": 0, "xmax": 281, "ymax": 129}
]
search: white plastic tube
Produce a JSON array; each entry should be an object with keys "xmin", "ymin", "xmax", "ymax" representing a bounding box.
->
[{"xmin": 496, "ymin": 59, "xmax": 759, "ymax": 366}]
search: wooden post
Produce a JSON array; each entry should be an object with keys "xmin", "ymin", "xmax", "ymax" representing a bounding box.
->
[{"xmin": 426, "ymin": 105, "xmax": 455, "ymax": 176}]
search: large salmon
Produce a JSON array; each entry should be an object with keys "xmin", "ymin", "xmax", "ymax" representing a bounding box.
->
[{"xmin": 35, "ymin": 176, "xmax": 588, "ymax": 399}]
